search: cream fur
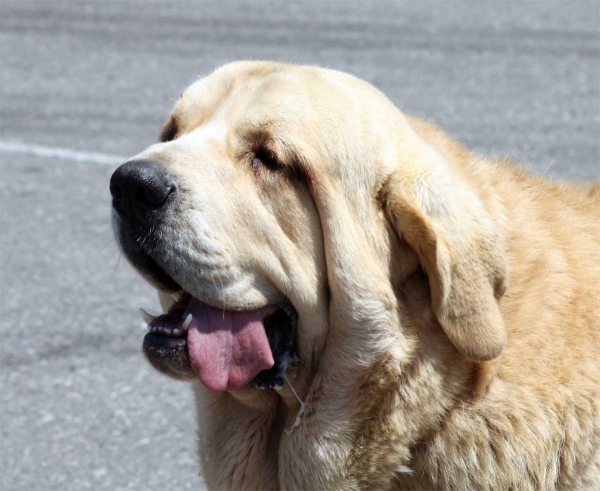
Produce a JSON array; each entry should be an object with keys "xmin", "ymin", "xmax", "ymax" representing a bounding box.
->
[{"xmin": 140, "ymin": 61, "xmax": 600, "ymax": 490}]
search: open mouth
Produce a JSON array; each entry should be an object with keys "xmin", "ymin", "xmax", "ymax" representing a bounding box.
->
[{"xmin": 141, "ymin": 292, "xmax": 298, "ymax": 392}]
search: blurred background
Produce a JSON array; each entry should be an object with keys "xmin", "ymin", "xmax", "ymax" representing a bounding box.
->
[{"xmin": 0, "ymin": 1, "xmax": 598, "ymax": 490}]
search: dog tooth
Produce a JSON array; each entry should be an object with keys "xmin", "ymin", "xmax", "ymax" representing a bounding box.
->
[
  {"xmin": 139, "ymin": 308, "xmax": 157, "ymax": 325},
  {"xmin": 164, "ymin": 327, "xmax": 172, "ymax": 335},
  {"xmin": 182, "ymin": 313, "xmax": 193, "ymax": 330},
  {"xmin": 173, "ymin": 328, "xmax": 181, "ymax": 336}
]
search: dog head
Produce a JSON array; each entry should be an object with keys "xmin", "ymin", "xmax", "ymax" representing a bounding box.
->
[{"xmin": 111, "ymin": 61, "xmax": 507, "ymax": 394}]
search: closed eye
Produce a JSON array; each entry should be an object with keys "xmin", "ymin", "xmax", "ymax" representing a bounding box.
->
[{"xmin": 253, "ymin": 148, "xmax": 284, "ymax": 172}]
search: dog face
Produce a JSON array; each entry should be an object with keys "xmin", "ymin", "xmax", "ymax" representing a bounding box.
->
[{"xmin": 111, "ymin": 61, "xmax": 507, "ymax": 393}]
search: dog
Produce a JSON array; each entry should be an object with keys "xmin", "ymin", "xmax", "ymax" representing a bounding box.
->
[{"xmin": 110, "ymin": 61, "xmax": 600, "ymax": 490}]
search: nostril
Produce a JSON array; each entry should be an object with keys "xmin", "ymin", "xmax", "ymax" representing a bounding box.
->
[
  {"xmin": 135, "ymin": 183, "xmax": 175, "ymax": 208},
  {"xmin": 110, "ymin": 182, "xmax": 122, "ymax": 201},
  {"xmin": 135, "ymin": 186, "xmax": 151, "ymax": 207}
]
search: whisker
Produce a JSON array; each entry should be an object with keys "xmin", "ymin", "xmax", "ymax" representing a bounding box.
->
[
  {"xmin": 542, "ymin": 159, "xmax": 557, "ymax": 176},
  {"xmin": 217, "ymin": 272, "xmax": 226, "ymax": 319}
]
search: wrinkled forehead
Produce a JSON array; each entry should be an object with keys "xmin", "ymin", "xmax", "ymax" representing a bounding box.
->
[
  {"xmin": 165, "ymin": 63, "xmax": 323, "ymax": 143},
  {"xmin": 157, "ymin": 62, "xmax": 402, "ymax": 189}
]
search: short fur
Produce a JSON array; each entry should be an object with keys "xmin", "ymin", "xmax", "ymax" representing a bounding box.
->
[{"xmin": 132, "ymin": 61, "xmax": 600, "ymax": 490}]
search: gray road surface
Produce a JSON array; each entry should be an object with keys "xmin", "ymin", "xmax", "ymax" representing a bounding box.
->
[{"xmin": 1, "ymin": 1, "xmax": 599, "ymax": 490}]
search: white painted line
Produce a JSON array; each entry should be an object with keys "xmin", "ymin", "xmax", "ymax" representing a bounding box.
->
[{"xmin": 0, "ymin": 140, "xmax": 126, "ymax": 166}]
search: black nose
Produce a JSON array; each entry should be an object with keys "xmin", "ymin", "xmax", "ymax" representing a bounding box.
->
[{"xmin": 110, "ymin": 160, "xmax": 175, "ymax": 222}]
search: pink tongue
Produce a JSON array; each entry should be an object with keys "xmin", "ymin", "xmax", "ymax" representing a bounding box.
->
[{"xmin": 184, "ymin": 298, "xmax": 275, "ymax": 393}]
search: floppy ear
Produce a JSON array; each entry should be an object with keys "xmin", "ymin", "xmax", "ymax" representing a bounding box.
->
[{"xmin": 383, "ymin": 149, "xmax": 508, "ymax": 361}]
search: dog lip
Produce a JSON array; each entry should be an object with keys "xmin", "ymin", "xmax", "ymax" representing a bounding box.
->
[
  {"xmin": 115, "ymin": 219, "xmax": 182, "ymax": 292},
  {"xmin": 142, "ymin": 331, "xmax": 192, "ymax": 380},
  {"xmin": 124, "ymin": 249, "xmax": 181, "ymax": 292},
  {"xmin": 144, "ymin": 333, "xmax": 187, "ymax": 350}
]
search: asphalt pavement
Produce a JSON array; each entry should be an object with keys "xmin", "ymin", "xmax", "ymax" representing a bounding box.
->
[{"xmin": 1, "ymin": 1, "xmax": 598, "ymax": 490}]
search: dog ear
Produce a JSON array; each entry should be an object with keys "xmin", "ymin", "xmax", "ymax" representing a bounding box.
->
[{"xmin": 383, "ymin": 150, "xmax": 508, "ymax": 361}]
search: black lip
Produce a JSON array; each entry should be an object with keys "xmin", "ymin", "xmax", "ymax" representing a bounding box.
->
[
  {"xmin": 139, "ymin": 254, "xmax": 181, "ymax": 291},
  {"xmin": 144, "ymin": 333, "xmax": 187, "ymax": 350},
  {"xmin": 114, "ymin": 216, "xmax": 181, "ymax": 292},
  {"xmin": 142, "ymin": 333, "xmax": 192, "ymax": 379}
]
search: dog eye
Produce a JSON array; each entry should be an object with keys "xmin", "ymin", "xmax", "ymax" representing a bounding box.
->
[{"xmin": 253, "ymin": 149, "xmax": 283, "ymax": 172}]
